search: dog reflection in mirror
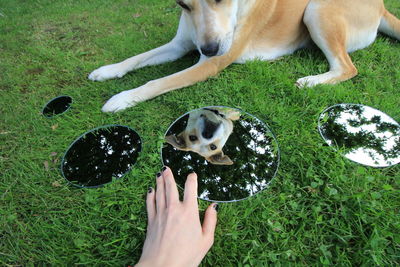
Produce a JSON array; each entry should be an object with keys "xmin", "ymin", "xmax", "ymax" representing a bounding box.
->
[{"xmin": 166, "ymin": 107, "xmax": 240, "ymax": 165}]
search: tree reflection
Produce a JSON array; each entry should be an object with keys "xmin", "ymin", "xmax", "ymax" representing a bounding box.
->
[
  {"xmin": 62, "ymin": 126, "xmax": 142, "ymax": 187},
  {"xmin": 42, "ymin": 96, "xmax": 72, "ymax": 118},
  {"xmin": 162, "ymin": 108, "xmax": 279, "ymax": 202},
  {"xmin": 319, "ymin": 104, "xmax": 400, "ymax": 167}
]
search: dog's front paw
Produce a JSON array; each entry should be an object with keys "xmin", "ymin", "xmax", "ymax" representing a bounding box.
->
[
  {"xmin": 88, "ymin": 63, "xmax": 127, "ymax": 82},
  {"xmin": 102, "ymin": 90, "xmax": 145, "ymax": 113}
]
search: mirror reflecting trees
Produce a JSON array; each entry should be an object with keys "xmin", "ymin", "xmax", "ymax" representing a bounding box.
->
[
  {"xmin": 162, "ymin": 107, "xmax": 280, "ymax": 202},
  {"xmin": 42, "ymin": 96, "xmax": 73, "ymax": 118},
  {"xmin": 318, "ymin": 104, "xmax": 400, "ymax": 167},
  {"xmin": 61, "ymin": 125, "xmax": 142, "ymax": 187}
]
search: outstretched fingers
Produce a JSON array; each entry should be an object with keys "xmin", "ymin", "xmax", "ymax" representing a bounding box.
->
[{"xmin": 155, "ymin": 166, "xmax": 180, "ymax": 214}]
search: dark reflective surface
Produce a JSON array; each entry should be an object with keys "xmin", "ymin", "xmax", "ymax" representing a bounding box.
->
[
  {"xmin": 42, "ymin": 96, "xmax": 73, "ymax": 118},
  {"xmin": 318, "ymin": 104, "xmax": 400, "ymax": 167},
  {"xmin": 162, "ymin": 107, "xmax": 280, "ymax": 202},
  {"xmin": 61, "ymin": 125, "xmax": 142, "ymax": 187}
]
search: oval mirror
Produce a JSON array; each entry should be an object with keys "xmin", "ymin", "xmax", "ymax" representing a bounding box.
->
[
  {"xmin": 61, "ymin": 125, "xmax": 142, "ymax": 188},
  {"xmin": 42, "ymin": 95, "xmax": 73, "ymax": 118},
  {"xmin": 318, "ymin": 104, "xmax": 400, "ymax": 168},
  {"xmin": 161, "ymin": 106, "xmax": 280, "ymax": 202}
]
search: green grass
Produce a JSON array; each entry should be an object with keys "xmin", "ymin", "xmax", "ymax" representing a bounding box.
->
[{"xmin": 1, "ymin": 0, "xmax": 399, "ymax": 265}]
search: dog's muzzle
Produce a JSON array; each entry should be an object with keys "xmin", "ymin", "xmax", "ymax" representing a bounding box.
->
[{"xmin": 200, "ymin": 42, "xmax": 219, "ymax": 57}]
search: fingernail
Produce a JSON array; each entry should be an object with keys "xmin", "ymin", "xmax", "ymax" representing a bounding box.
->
[
  {"xmin": 148, "ymin": 187, "xmax": 153, "ymax": 193},
  {"xmin": 156, "ymin": 172, "xmax": 162, "ymax": 178},
  {"xmin": 162, "ymin": 166, "xmax": 167, "ymax": 172},
  {"xmin": 213, "ymin": 203, "xmax": 219, "ymax": 212}
]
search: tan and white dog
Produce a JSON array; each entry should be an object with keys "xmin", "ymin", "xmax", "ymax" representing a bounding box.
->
[{"xmin": 89, "ymin": 0, "xmax": 400, "ymax": 112}]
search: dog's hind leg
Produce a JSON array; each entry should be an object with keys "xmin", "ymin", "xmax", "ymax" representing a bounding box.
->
[
  {"xmin": 89, "ymin": 16, "xmax": 195, "ymax": 82},
  {"xmin": 296, "ymin": 4, "xmax": 358, "ymax": 88},
  {"xmin": 379, "ymin": 9, "xmax": 400, "ymax": 40}
]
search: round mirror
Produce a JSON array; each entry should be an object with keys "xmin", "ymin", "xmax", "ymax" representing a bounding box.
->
[
  {"xmin": 161, "ymin": 106, "xmax": 280, "ymax": 202},
  {"xmin": 61, "ymin": 125, "xmax": 142, "ymax": 188},
  {"xmin": 42, "ymin": 95, "xmax": 73, "ymax": 118},
  {"xmin": 318, "ymin": 104, "xmax": 400, "ymax": 168}
]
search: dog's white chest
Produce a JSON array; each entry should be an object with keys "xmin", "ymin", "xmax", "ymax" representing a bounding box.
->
[
  {"xmin": 234, "ymin": 46, "xmax": 294, "ymax": 63},
  {"xmin": 234, "ymin": 39, "xmax": 309, "ymax": 64}
]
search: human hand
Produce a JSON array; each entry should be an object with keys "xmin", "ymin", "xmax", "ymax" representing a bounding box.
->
[{"xmin": 135, "ymin": 167, "xmax": 218, "ymax": 267}]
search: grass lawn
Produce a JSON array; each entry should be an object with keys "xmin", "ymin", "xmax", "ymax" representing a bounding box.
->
[{"xmin": 1, "ymin": 0, "xmax": 399, "ymax": 265}]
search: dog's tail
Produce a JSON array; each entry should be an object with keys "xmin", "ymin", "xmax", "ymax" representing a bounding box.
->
[{"xmin": 379, "ymin": 9, "xmax": 400, "ymax": 40}]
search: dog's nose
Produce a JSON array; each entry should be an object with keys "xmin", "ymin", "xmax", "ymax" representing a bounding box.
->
[
  {"xmin": 200, "ymin": 42, "xmax": 219, "ymax": 57},
  {"xmin": 202, "ymin": 119, "xmax": 220, "ymax": 139},
  {"xmin": 202, "ymin": 130, "xmax": 213, "ymax": 139}
]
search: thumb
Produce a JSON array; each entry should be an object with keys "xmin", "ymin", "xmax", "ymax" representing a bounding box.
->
[{"xmin": 202, "ymin": 203, "xmax": 218, "ymax": 242}]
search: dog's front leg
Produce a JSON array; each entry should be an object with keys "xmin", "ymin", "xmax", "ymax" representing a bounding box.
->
[
  {"xmin": 101, "ymin": 56, "xmax": 230, "ymax": 112},
  {"xmin": 88, "ymin": 38, "xmax": 194, "ymax": 82}
]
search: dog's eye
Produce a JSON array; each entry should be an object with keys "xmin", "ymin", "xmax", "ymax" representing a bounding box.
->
[
  {"xmin": 177, "ymin": 1, "xmax": 191, "ymax": 11},
  {"xmin": 210, "ymin": 144, "xmax": 217, "ymax": 150},
  {"xmin": 189, "ymin": 135, "xmax": 198, "ymax": 142}
]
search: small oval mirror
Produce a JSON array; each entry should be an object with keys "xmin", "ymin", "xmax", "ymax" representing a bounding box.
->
[
  {"xmin": 61, "ymin": 125, "xmax": 142, "ymax": 188},
  {"xmin": 42, "ymin": 96, "xmax": 73, "ymax": 118},
  {"xmin": 318, "ymin": 104, "xmax": 400, "ymax": 168},
  {"xmin": 161, "ymin": 106, "xmax": 280, "ymax": 202}
]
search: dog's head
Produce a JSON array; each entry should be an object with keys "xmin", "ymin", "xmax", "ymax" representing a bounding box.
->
[
  {"xmin": 166, "ymin": 108, "xmax": 240, "ymax": 165},
  {"xmin": 176, "ymin": 0, "xmax": 238, "ymax": 57}
]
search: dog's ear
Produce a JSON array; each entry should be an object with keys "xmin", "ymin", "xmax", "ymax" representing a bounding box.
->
[
  {"xmin": 165, "ymin": 134, "xmax": 188, "ymax": 150},
  {"xmin": 207, "ymin": 152, "xmax": 233, "ymax": 165},
  {"xmin": 219, "ymin": 108, "xmax": 241, "ymax": 121},
  {"xmin": 227, "ymin": 110, "xmax": 241, "ymax": 121}
]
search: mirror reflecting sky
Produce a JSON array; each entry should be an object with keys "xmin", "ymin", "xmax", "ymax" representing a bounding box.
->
[
  {"xmin": 42, "ymin": 96, "xmax": 72, "ymax": 118},
  {"xmin": 61, "ymin": 125, "xmax": 142, "ymax": 188},
  {"xmin": 318, "ymin": 104, "xmax": 400, "ymax": 168},
  {"xmin": 162, "ymin": 106, "xmax": 280, "ymax": 202}
]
